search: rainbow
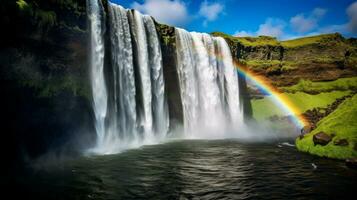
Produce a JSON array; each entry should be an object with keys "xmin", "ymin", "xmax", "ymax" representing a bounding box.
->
[{"xmin": 232, "ymin": 60, "xmax": 308, "ymax": 129}]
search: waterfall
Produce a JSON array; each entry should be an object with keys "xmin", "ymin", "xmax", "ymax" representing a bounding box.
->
[
  {"xmin": 175, "ymin": 28, "xmax": 244, "ymax": 138},
  {"xmin": 87, "ymin": 0, "xmax": 108, "ymax": 146},
  {"xmin": 88, "ymin": 1, "xmax": 169, "ymax": 154},
  {"xmin": 87, "ymin": 0, "xmax": 245, "ymax": 154}
]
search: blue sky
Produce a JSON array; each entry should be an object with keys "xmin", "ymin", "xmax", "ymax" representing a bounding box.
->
[{"xmin": 110, "ymin": 0, "xmax": 357, "ymax": 40}]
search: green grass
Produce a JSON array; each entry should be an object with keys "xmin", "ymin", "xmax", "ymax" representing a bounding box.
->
[
  {"xmin": 211, "ymin": 32, "xmax": 344, "ymax": 48},
  {"xmin": 296, "ymin": 94, "xmax": 357, "ymax": 159},
  {"xmin": 21, "ymin": 74, "xmax": 90, "ymax": 99},
  {"xmin": 282, "ymin": 77, "xmax": 357, "ymax": 93},
  {"xmin": 235, "ymin": 36, "xmax": 280, "ymax": 46},
  {"xmin": 16, "ymin": 0, "xmax": 29, "ymax": 10},
  {"xmin": 252, "ymin": 91, "xmax": 351, "ymax": 121},
  {"xmin": 243, "ymin": 60, "xmax": 281, "ymax": 70},
  {"xmin": 281, "ymin": 33, "xmax": 343, "ymax": 48},
  {"xmin": 242, "ymin": 60, "xmax": 300, "ymax": 72},
  {"xmin": 211, "ymin": 32, "xmax": 280, "ymax": 47}
]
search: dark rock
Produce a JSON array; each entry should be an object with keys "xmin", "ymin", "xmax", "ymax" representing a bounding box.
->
[
  {"xmin": 345, "ymin": 158, "xmax": 357, "ymax": 169},
  {"xmin": 301, "ymin": 125, "xmax": 312, "ymax": 134},
  {"xmin": 313, "ymin": 132, "xmax": 332, "ymax": 146},
  {"xmin": 334, "ymin": 139, "xmax": 349, "ymax": 146}
]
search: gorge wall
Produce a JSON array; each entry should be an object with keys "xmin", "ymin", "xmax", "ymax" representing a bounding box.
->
[
  {"xmin": 0, "ymin": 0, "xmax": 95, "ymax": 170},
  {"xmin": 213, "ymin": 32, "xmax": 357, "ymax": 87}
]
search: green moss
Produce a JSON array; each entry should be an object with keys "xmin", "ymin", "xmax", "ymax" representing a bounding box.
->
[
  {"xmin": 22, "ymin": 75, "xmax": 90, "ymax": 99},
  {"xmin": 211, "ymin": 32, "xmax": 280, "ymax": 47},
  {"xmin": 16, "ymin": 0, "xmax": 29, "ymax": 10},
  {"xmin": 244, "ymin": 59, "xmax": 281, "ymax": 70},
  {"xmin": 281, "ymin": 62, "xmax": 298, "ymax": 72},
  {"xmin": 237, "ymin": 36, "xmax": 280, "ymax": 47},
  {"xmin": 282, "ymin": 77, "xmax": 357, "ymax": 93},
  {"xmin": 34, "ymin": 9, "xmax": 57, "ymax": 28},
  {"xmin": 155, "ymin": 22, "xmax": 175, "ymax": 46},
  {"xmin": 252, "ymin": 91, "xmax": 351, "ymax": 121},
  {"xmin": 296, "ymin": 94, "xmax": 357, "ymax": 159},
  {"xmin": 243, "ymin": 60, "xmax": 301, "ymax": 72},
  {"xmin": 281, "ymin": 33, "xmax": 344, "ymax": 48}
]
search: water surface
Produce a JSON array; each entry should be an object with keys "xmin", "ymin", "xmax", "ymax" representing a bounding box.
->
[{"xmin": 9, "ymin": 140, "xmax": 357, "ymax": 199}]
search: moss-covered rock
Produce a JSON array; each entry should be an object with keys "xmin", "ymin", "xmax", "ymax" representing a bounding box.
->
[
  {"xmin": 154, "ymin": 20, "xmax": 183, "ymax": 126},
  {"xmin": 213, "ymin": 32, "xmax": 357, "ymax": 87},
  {"xmin": 296, "ymin": 94, "xmax": 357, "ymax": 159},
  {"xmin": 0, "ymin": 0, "xmax": 95, "ymax": 168}
]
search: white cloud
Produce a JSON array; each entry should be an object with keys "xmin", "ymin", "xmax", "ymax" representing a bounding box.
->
[
  {"xmin": 199, "ymin": 1, "xmax": 224, "ymax": 26},
  {"xmin": 347, "ymin": 1, "xmax": 357, "ymax": 34},
  {"xmin": 319, "ymin": 24, "xmax": 347, "ymax": 34},
  {"xmin": 233, "ymin": 18, "xmax": 286, "ymax": 39},
  {"xmin": 315, "ymin": 1, "xmax": 357, "ymax": 36},
  {"xmin": 131, "ymin": 0, "xmax": 189, "ymax": 27},
  {"xmin": 233, "ymin": 30, "xmax": 253, "ymax": 37},
  {"xmin": 290, "ymin": 15, "xmax": 316, "ymax": 33},
  {"xmin": 257, "ymin": 18, "xmax": 286, "ymax": 38},
  {"xmin": 312, "ymin": 8, "xmax": 327, "ymax": 18},
  {"xmin": 290, "ymin": 8, "xmax": 327, "ymax": 33}
]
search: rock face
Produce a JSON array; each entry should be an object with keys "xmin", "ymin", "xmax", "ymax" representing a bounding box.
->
[
  {"xmin": 334, "ymin": 139, "xmax": 349, "ymax": 146},
  {"xmin": 0, "ymin": 0, "xmax": 95, "ymax": 169},
  {"xmin": 155, "ymin": 22, "xmax": 183, "ymax": 126},
  {"xmin": 345, "ymin": 158, "xmax": 357, "ymax": 169},
  {"xmin": 313, "ymin": 132, "xmax": 332, "ymax": 146},
  {"xmin": 301, "ymin": 125, "xmax": 312, "ymax": 134},
  {"xmin": 212, "ymin": 32, "xmax": 357, "ymax": 87}
]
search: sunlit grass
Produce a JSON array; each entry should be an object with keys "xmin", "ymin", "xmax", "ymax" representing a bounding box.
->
[
  {"xmin": 282, "ymin": 77, "xmax": 357, "ymax": 93},
  {"xmin": 296, "ymin": 94, "xmax": 357, "ymax": 159},
  {"xmin": 281, "ymin": 33, "xmax": 343, "ymax": 48},
  {"xmin": 251, "ymin": 91, "xmax": 351, "ymax": 121}
]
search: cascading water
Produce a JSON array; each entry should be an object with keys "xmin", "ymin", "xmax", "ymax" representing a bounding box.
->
[
  {"xmin": 87, "ymin": 0, "xmax": 108, "ymax": 147},
  {"xmin": 175, "ymin": 28, "xmax": 244, "ymax": 138},
  {"xmin": 88, "ymin": 1, "xmax": 169, "ymax": 154},
  {"xmin": 88, "ymin": 0, "xmax": 245, "ymax": 154}
]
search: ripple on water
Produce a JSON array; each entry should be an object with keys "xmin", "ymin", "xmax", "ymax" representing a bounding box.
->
[{"xmin": 11, "ymin": 140, "xmax": 357, "ymax": 200}]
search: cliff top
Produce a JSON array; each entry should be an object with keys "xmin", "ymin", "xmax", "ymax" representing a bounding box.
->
[{"xmin": 211, "ymin": 32, "xmax": 353, "ymax": 48}]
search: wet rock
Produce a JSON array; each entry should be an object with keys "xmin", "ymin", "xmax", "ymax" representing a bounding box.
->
[
  {"xmin": 345, "ymin": 158, "xmax": 357, "ymax": 169},
  {"xmin": 302, "ymin": 125, "xmax": 312, "ymax": 134},
  {"xmin": 334, "ymin": 139, "xmax": 349, "ymax": 146},
  {"xmin": 313, "ymin": 132, "xmax": 332, "ymax": 146}
]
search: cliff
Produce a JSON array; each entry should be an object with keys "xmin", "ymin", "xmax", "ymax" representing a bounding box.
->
[
  {"xmin": 0, "ymin": 0, "xmax": 95, "ymax": 169},
  {"xmin": 212, "ymin": 32, "xmax": 357, "ymax": 87}
]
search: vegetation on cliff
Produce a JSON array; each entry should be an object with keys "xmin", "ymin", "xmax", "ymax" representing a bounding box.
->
[
  {"xmin": 296, "ymin": 94, "xmax": 357, "ymax": 159},
  {"xmin": 251, "ymin": 91, "xmax": 352, "ymax": 121},
  {"xmin": 213, "ymin": 32, "xmax": 357, "ymax": 87},
  {"xmin": 282, "ymin": 77, "xmax": 357, "ymax": 94},
  {"xmin": 0, "ymin": 0, "xmax": 94, "ymax": 166}
]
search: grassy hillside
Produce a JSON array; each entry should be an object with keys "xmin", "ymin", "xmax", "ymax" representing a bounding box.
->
[
  {"xmin": 212, "ymin": 32, "xmax": 357, "ymax": 86},
  {"xmin": 281, "ymin": 33, "xmax": 345, "ymax": 48},
  {"xmin": 282, "ymin": 77, "xmax": 357, "ymax": 94},
  {"xmin": 251, "ymin": 91, "xmax": 351, "ymax": 121},
  {"xmin": 296, "ymin": 94, "xmax": 357, "ymax": 159}
]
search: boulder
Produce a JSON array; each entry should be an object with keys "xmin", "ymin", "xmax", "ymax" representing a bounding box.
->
[
  {"xmin": 345, "ymin": 158, "xmax": 357, "ymax": 170},
  {"xmin": 313, "ymin": 132, "xmax": 332, "ymax": 146},
  {"xmin": 334, "ymin": 139, "xmax": 349, "ymax": 146}
]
